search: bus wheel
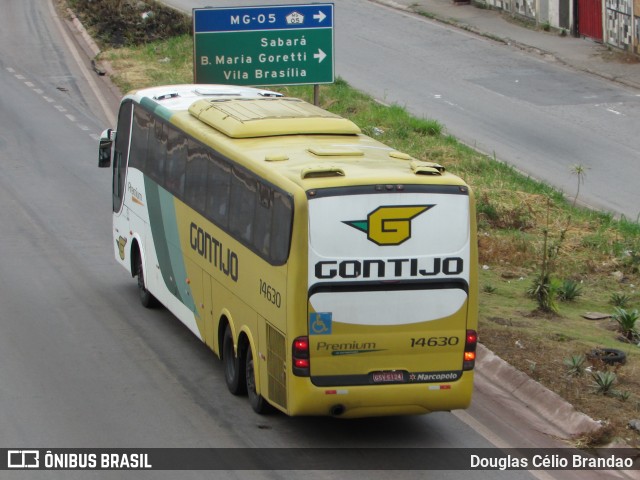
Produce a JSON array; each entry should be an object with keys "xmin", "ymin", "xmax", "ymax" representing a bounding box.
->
[
  {"xmin": 246, "ymin": 346, "xmax": 274, "ymax": 414},
  {"xmin": 223, "ymin": 326, "xmax": 246, "ymax": 395},
  {"xmin": 135, "ymin": 255, "xmax": 157, "ymax": 308}
]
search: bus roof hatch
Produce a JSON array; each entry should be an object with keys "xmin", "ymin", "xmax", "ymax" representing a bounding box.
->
[{"xmin": 188, "ymin": 97, "xmax": 361, "ymax": 138}]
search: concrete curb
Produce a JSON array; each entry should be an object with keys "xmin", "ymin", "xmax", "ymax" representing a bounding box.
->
[
  {"xmin": 66, "ymin": 8, "xmax": 100, "ymax": 58},
  {"xmin": 476, "ymin": 344, "xmax": 603, "ymax": 438},
  {"xmin": 57, "ymin": 4, "xmax": 120, "ymax": 116}
]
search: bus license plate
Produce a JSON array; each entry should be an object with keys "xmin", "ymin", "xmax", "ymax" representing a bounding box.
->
[{"xmin": 371, "ymin": 371, "xmax": 405, "ymax": 383}]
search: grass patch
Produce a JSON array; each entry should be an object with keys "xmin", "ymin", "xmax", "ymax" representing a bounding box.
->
[{"xmin": 101, "ymin": 34, "xmax": 193, "ymax": 92}]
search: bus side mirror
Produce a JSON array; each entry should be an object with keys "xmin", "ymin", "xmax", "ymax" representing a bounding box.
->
[{"xmin": 98, "ymin": 128, "xmax": 114, "ymax": 168}]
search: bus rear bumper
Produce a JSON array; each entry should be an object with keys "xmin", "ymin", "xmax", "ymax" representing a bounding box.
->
[{"xmin": 284, "ymin": 372, "xmax": 474, "ymax": 418}]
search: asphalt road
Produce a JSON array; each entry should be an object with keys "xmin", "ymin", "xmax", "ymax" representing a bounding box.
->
[
  {"xmin": 334, "ymin": 0, "xmax": 640, "ymax": 219},
  {"xmin": 0, "ymin": 1, "xmax": 633, "ymax": 479}
]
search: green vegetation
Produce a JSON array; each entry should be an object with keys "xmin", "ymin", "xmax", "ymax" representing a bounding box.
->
[
  {"xmin": 558, "ymin": 279, "xmax": 583, "ymax": 302},
  {"xmin": 100, "ymin": 34, "xmax": 192, "ymax": 92},
  {"xmin": 610, "ymin": 292, "xmax": 632, "ymax": 308},
  {"xmin": 612, "ymin": 308, "xmax": 640, "ymax": 341},
  {"xmin": 563, "ymin": 354, "xmax": 586, "ymax": 377},
  {"xmin": 591, "ymin": 371, "xmax": 617, "ymax": 395},
  {"xmin": 71, "ymin": 0, "xmax": 640, "ymax": 445}
]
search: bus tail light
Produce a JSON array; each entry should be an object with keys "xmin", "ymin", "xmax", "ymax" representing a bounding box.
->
[
  {"xmin": 292, "ymin": 336, "xmax": 310, "ymax": 377},
  {"xmin": 463, "ymin": 330, "xmax": 478, "ymax": 371}
]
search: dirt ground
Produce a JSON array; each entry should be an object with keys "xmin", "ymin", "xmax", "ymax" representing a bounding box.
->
[{"xmin": 482, "ymin": 315, "xmax": 640, "ymax": 447}]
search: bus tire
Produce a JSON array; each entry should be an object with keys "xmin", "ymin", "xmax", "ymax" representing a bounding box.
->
[
  {"xmin": 136, "ymin": 254, "xmax": 157, "ymax": 308},
  {"xmin": 246, "ymin": 346, "xmax": 274, "ymax": 414},
  {"xmin": 223, "ymin": 326, "xmax": 246, "ymax": 395}
]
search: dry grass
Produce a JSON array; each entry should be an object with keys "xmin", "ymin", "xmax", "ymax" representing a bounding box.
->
[
  {"xmin": 475, "ymin": 187, "xmax": 640, "ymax": 446},
  {"xmin": 482, "ymin": 323, "xmax": 640, "ymax": 447},
  {"xmin": 101, "ymin": 37, "xmax": 193, "ymax": 92}
]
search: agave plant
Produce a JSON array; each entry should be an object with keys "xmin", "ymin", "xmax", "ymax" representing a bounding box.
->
[
  {"xmin": 612, "ymin": 307, "xmax": 639, "ymax": 341},
  {"xmin": 563, "ymin": 354, "xmax": 586, "ymax": 377},
  {"xmin": 527, "ymin": 273, "xmax": 558, "ymax": 313},
  {"xmin": 557, "ymin": 279, "xmax": 583, "ymax": 302},
  {"xmin": 609, "ymin": 292, "xmax": 631, "ymax": 309},
  {"xmin": 591, "ymin": 371, "xmax": 617, "ymax": 395}
]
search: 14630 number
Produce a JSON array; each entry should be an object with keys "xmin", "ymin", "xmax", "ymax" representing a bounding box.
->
[
  {"xmin": 410, "ymin": 336, "xmax": 459, "ymax": 348},
  {"xmin": 259, "ymin": 279, "xmax": 282, "ymax": 308}
]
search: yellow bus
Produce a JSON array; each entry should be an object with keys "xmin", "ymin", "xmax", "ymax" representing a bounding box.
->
[{"xmin": 98, "ymin": 84, "xmax": 478, "ymax": 418}]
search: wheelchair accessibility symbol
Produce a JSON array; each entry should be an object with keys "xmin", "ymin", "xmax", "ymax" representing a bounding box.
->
[{"xmin": 309, "ymin": 312, "xmax": 332, "ymax": 335}]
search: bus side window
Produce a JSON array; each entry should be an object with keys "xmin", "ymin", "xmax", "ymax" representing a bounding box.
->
[
  {"xmin": 112, "ymin": 101, "xmax": 133, "ymax": 212},
  {"xmin": 147, "ymin": 119, "xmax": 167, "ymax": 185},
  {"xmin": 185, "ymin": 140, "xmax": 209, "ymax": 214},
  {"xmin": 129, "ymin": 106, "xmax": 151, "ymax": 172},
  {"xmin": 252, "ymin": 183, "xmax": 273, "ymax": 257},
  {"xmin": 229, "ymin": 167, "xmax": 257, "ymax": 244},
  {"xmin": 271, "ymin": 191, "xmax": 293, "ymax": 264},
  {"xmin": 165, "ymin": 125, "xmax": 187, "ymax": 198},
  {"xmin": 205, "ymin": 153, "xmax": 231, "ymax": 229}
]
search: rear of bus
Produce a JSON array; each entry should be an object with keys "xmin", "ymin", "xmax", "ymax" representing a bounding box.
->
[{"xmin": 291, "ymin": 183, "xmax": 477, "ymax": 417}]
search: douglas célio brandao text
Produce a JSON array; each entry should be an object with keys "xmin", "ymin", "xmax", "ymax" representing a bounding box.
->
[{"xmin": 470, "ymin": 453, "xmax": 634, "ymax": 470}]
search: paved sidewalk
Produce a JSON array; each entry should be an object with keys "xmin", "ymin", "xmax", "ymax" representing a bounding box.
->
[{"xmin": 377, "ymin": 0, "xmax": 640, "ymax": 90}]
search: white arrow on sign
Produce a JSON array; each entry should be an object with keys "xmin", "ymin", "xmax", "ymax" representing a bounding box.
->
[
  {"xmin": 313, "ymin": 49, "xmax": 327, "ymax": 63},
  {"xmin": 313, "ymin": 11, "xmax": 326, "ymax": 23}
]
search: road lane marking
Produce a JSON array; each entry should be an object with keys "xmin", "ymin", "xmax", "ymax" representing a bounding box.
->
[{"xmin": 7, "ymin": 66, "xmax": 104, "ymax": 143}]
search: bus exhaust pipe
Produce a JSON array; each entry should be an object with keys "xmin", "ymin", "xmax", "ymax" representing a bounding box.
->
[{"xmin": 330, "ymin": 404, "xmax": 345, "ymax": 416}]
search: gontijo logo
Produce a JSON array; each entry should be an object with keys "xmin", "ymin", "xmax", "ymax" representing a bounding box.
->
[{"xmin": 343, "ymin": 205, "xmax": 434, "ymax": 246}]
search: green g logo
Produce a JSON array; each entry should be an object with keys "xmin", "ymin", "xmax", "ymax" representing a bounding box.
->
[{"xmin": 344, "ymin": 205, "xmax": 434, "ymax": 246}]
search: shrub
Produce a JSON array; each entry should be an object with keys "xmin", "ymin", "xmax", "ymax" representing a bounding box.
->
[
  {"xmin": 563, "ymin": 354, "xmax": 586, "ymax": 377},
  {"xmin": 591, "ymin": 371, "xmax": 617, "ymax": 395},
  {"xmin": 610, "ymin": 292, "xmax": 631, "ymax": 308},
  {"xmin": 558, "ymin": 279, "xmax": 583, "ymax": 302},
  {"xmin": 612, "ymin": 307, "xmax": 639, "ymax": 341},
  {"xmin": 527, "ymin": 273, "xmax": 559, "ymax": 313},
  {"xmin": 483, "ymin": 284, "xmax": 497, "ymax": 294}
]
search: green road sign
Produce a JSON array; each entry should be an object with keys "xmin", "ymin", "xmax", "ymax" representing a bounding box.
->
[{"xmin": 193, "ymin": 4, "xmax": 334, "ymax": 86}]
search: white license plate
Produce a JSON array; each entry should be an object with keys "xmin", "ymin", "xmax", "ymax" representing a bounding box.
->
[{"xmin": 371, "ymin": 371, "xmax": 405, "ymax": 383}]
